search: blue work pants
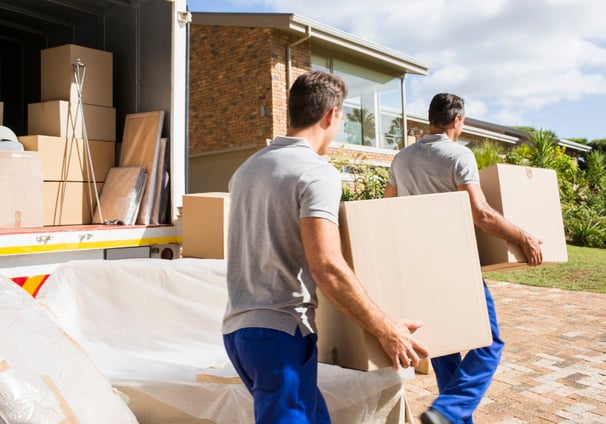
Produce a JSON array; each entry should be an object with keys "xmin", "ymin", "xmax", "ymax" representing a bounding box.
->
[
  {"xmin": 430, "ymin": 282, "xmax": 504, "ymax": 424},
  {"xmin": 223, "ymin": 327, "xmax": 330, "ymax": 424}
]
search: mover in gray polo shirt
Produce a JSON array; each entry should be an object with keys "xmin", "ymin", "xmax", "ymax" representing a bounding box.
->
[
  {"xmin": 385, "ymin": 93, "xmax": 542, "ymax": 424},
  {"xmin": 223, "ymin": 71, "xmax": 429, "ymax": 424}
]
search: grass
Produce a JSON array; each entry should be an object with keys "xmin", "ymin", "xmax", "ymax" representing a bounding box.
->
[{"xmin": 484, "ymin": 245, "xmax": 606, "ymax": 293}]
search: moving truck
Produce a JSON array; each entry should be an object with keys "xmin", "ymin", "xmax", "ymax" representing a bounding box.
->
[{"xmin": 0, "ymin": 0, "xmax": 190, "ymax": 292}]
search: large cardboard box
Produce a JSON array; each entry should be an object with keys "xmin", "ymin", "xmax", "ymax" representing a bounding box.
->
[
  {"xmin": 28, "ymin": 101, "xmax": 116, "ymax": 141},
  {"xmin": 0, "ymin": 151, "xmax": 43, "ymax": 228},
  {"xmin": 476, "ymin": 163, "xmax": 568, "ymax": 271},
  {"xmin": 41, "ymin": 44, "xmax": 113, "ymax": 107},
  {"xmin": 20, "ymin": 135, "xmax": 114, "ymax": 182},
  {"xmin": 181, "ymin": 193, "xmax": 230, "ymax": 259},
  {"xmin": 44, "ymin": 181, "xmax": 102, "ymax": 226},
  {"xmin": 316, "ymin": 191, "xmax": 492, "ymax": 371}
]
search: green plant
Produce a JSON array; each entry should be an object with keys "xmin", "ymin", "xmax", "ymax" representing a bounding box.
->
[
  {"xmin": 505, "ymin": 144, "xmax": 532, "ymax": 166},
  {"xmin": 528, "ymin": 128, "xmax": 559, "ymax": 169},
  {"xmin": 470, "ymin": 140, "xmax": 505, "ymax": 169},
  {"xmin": 561, "ymin": 198, "xmax": 606, "ymax": 248},
  {"xmin": 330, "ymin": 148, "xmax": 389, "ymax": 200},
  {"xmin": 584, "ymin": 150, "xmax": 606, "ymax": 191},
  {"xmin": 589, "ymin": 138, "xmax": 606, "ymax": 153}
]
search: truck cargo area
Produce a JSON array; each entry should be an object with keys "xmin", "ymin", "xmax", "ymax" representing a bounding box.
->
[{"xmin": 0, "ymin": 0, "xmax": 188, "ymax": 273}]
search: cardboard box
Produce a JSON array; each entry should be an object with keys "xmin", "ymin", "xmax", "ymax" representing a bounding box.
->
[
  {"xmin": 476, "ymin": 163, "xmax": 568, "ymax": 271},
  {"xmin": 41, "ymin": 44, "xmax": 113, "ymax": 107},
  {"xmin": 316, "ymin": 192, "xmax": 492, "ymax": 371},
  {"xmin": 0, "ymin": 151, "xmax": 43, "ymax": 228},
  {"xmin": 44, "ymin": 181, "xmax": 102, "ymax": 226},
  {"xmin": 20, "ymin": 135, "xmax": 115, "ymax": 182},
  {"xmin": 181, "ymin": 193, "xmax": 230, "ymax": 259},
  {"xmin": 28, "ymin": 101, "xmax": 116, "ymax": 141}
]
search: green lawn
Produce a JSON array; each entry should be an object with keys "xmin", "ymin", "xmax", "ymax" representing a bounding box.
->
[{"xmin": 484, "ymin": 245, "xmax": 606, "ymax": 293}]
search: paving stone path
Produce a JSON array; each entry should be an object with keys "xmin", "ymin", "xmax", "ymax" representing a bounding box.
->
[{"xmin": 405, "ymin": 280, "xmax": 606, "ymax": 424}]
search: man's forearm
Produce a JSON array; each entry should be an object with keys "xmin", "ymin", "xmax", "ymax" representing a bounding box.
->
[{"xmin": 312, "ymin": 256, "xmax": 392, "ymax": 338}]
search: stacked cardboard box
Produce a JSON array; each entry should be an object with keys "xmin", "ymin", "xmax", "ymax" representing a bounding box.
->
[
  {"xmin": 0, "ymin": 151, "xmax": 43, "ymax": 228},
  {"xmin": 22, "ymin": 44, "xmax": 116, "ymax": 226}
]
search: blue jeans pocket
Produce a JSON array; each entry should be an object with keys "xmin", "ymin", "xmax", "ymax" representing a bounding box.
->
[{"xmin": 238, "ymin": 328, "xmax": 281, "ymax": 392}]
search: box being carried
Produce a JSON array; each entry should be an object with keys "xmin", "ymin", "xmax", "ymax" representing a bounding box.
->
[
  {"xmin": 476, "ymin": 163, "xmax": 568, "ymax": 271},
  {"xmin": 316, "ymin": 191, "xmax": 492, "ymax": 371}
]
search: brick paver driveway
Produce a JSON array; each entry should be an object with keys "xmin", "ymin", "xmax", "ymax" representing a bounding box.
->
[{"xmin": 406, "ymin": 280, "xmax": 606, "ymax": 423}]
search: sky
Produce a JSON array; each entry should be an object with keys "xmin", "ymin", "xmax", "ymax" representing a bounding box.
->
[{"xmin": 187, "ymin": 0, "xmax": 606, "ymax": 142}]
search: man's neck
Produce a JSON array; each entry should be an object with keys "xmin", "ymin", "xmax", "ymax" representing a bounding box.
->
[
  {"xmin": 429, "ymin": 126, "xmax": 458, "ymax": 141},
  {"xmin": 286, "ymin": 126, "xmax": 328, "ymax": 154}
]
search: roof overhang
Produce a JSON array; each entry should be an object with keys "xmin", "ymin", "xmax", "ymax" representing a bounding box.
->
[
  {"xmin": 558, "ymin": 138, "xmax": 592, "ymax": 152},
  {"xmin": 191, "ymin": 12, "xmax": 431, "ymax": 76},
  {"xmin": 407, "ymin": 113, "xmax": 520, "ymax": 145}
]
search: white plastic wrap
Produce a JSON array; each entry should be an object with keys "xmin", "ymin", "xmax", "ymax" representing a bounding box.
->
[
  {"xmin": 36, "ymin": 258, "xmax": 413, "ymax": 423},
  {"xmin": 0, "ymin": 276, "xmax": 138, "ymax": 424}
]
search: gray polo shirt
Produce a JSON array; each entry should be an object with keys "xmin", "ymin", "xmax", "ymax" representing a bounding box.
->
[
  {"xmin": 223, "ymin": 136, "xmax": 342, "ymax": 337},
  {"xmin": 388, "ymin": 134, "xmax": 480, "ymax": 195}
]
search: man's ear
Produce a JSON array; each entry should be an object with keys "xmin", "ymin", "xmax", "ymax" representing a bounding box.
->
[{"xmin": 326, "ymin": 107, "xmax": 338, "ymax": 126}]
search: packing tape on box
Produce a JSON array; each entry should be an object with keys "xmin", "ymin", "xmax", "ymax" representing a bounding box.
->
[
  {"xmin": 525, "ymin": 167, "xmax": 533, "ymax": 178},
  {"xmin": 42, "ymin": 375, "xmax": 78, "ymax": 424},
  {"xmin": 14, "ymin": 211, "xmax": 22, "ymax": 229},
  {"xmin": 0, "ymin": 360, "xmax": 9, "ymax": 373},
  {"xmin": 195, "ymin": 373, "xmax": 242, "ymax": 385}
]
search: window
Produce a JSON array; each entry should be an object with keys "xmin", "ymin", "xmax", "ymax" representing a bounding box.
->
[{"xmin": 312, "ymin": 54, "xmax": 404, "ymax": 150}]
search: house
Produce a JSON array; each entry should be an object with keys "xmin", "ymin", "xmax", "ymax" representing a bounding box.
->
[
  {"xmin": 188, "ymin": 12, "xmax": 430, "ymax": 192},
  {"xmin": 188, "ymin": 13, "xmax": 590, "ymax": 193}
]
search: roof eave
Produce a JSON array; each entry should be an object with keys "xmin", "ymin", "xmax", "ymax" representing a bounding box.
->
[
  {"xmin": 190, "ymin": 12, "xmax": 430, "ymax": 76},
  {"xmin": 558, "ymin": 139, "xmax": 592, "ymax": 152},
  {"xmin": 407, "ymin": 113, "xmax": 520, "ymax": 145}
]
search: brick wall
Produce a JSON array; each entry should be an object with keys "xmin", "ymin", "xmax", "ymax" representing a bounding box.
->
[
  {"xmin": 189, "ymin": 25, "xmax": 273, "ymax": 155},
  {"xmin": 189, "ymin": 25, "xmax": 311, "ymax": 156},
  {"xmin": 269, "ymin": 32, "xmax": 311, "ymax": 137},
  {"xmin": 189, "ymin": 24, "xmax": 397, "ymax": 170}
]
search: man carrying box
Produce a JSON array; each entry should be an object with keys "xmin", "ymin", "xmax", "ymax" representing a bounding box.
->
[
  {"xmin": 223, "ymin": 71, "xmax": 430, "ymax": 423},
  {"xmin": 384, "ymin": 93, "xmax": 543, "ymax": 424}
]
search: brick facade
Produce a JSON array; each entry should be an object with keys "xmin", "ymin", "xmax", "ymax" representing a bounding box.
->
[{"xmin": 189, "ymin": 25, "xmax": 311, "ymax": 157}]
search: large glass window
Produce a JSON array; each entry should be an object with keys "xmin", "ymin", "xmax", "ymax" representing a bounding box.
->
[{"xmin": 312, "ymin": 54, "xmax": 404, "ymax": 150}]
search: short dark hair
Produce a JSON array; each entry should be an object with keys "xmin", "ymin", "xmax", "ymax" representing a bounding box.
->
[
  {"xmin": 428, "ymin": 93, "xmax": 465, "ymax": 128},
  {"xmin": 288, "ymin": 71, "xmax": 347, "ymax": 129}
]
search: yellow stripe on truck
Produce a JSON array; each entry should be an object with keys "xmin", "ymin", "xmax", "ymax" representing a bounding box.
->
[{"xmin": 0, "ymin": 236, "xmax": 182, "ymax": 256}]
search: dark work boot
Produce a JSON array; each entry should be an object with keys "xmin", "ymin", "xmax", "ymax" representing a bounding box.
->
[{"xmin": 420, "ymin": 407, "xmax": 451, "ymax": 424}]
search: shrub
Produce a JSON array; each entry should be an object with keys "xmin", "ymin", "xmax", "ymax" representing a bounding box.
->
[
  {"xmin": 470, "ymin": 140, "xmax": 505, "ymax": 169},
  {"xmin": 563, "ymin": 204, "xmax": 606, "ymax": 248},
  {"xmin": 330, "ymin": 148, "xmax": 389, "ymax": 201}
]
